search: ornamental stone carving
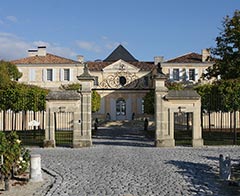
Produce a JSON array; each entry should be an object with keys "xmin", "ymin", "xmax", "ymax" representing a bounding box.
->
[{"xmin": 99, "ymin": 71, "xmax": 146, "ymax": 89}]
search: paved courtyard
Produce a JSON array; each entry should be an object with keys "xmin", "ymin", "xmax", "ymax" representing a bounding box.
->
[{"xmin": 31, "ymin": 121, "xmax": 240, "ymax": 196}]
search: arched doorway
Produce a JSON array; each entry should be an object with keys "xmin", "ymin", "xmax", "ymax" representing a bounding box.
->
[{"xmin": 116, "ymin": 98, "xmax": 126, "ymax": 120}]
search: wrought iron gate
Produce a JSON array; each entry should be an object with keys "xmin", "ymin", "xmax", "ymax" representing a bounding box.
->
[
  {"xmin": 54, "ymin": 112, "xmax": 74, "ymax": 147},
  {"xmin": 174, "ymin": 112, "xmax": 193, "ymax": 145}
]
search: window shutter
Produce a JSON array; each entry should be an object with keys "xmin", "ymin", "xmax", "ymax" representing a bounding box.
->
[
  {"xmin": 69, "ymin": 69, "xmax": 73, "ymax": 81},
  {"xmin": 195, "ymin": 69, "xmax": 199, "ymax": 81},
  {"xmin": 42, "ymin": 69, "xmax": 46, "ymax": 81},
  {"xmin": 60, "ymin": 69, "xmax": 64, "ymax": 81},
  {"xmin": 29, "ymin": 69, "xmax": 36, "ymax": 81},
  {"xmin": 52, "ymin": 69, "xmax": 55, "ymax": 81},
  {"xmin": 179, "ymin": 68, "xmax": 183, "ymax": 81},
  {"xmin": 169, "ymin": 68, "xmax": 173, "ymax": 80},
  {"xmin": 185, "ymin": 69, "xmax": 189, "ymax": 80}
]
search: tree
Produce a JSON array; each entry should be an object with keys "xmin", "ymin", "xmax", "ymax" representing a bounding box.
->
[
  {"xmin": 0, "ymin": 61, "xmax": 22, "ymax": 89},
  {"xmin": 59, "ymin": 83, "xmax": 81, "ymax": 91},
  {"xmin": 92, "ymin": 90, "xmax": 101, "ymax": 112},
  {"xmin": 143, "ymin": 90, "xmax": 155, "ymax": 114},
  {"xmin": 165, "ymin": 81, "xmax": 184, "ymax": 90},
  {"xmin": 59, "ymin": 83, "xmax": 101, "ymax": 112},
  {"xmin": 205, "ymin": 10, "xmax": 240, "ymax": 80},
  {"xmin": 0, "ymin": 83, "xmax": 48, "ymax": 112}
]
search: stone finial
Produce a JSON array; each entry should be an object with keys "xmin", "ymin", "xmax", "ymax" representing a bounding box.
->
[
  {"xmin": 154, "ymin": 56, "xmax": 164, "ymax": 65},
  {"xmin": 202, "ymin": 49, "xmax": 210, "ymax": 62},
  {"xmin": 155, "ymin": 62, "xmax": 167, "ymax": 79},
  {"xmin": 77, "ymin": 55, "xmax": 84, "ymax": 63},
  {"xmin": 77, "ymin": 63, "xmax": 95, "ymax": 81}
]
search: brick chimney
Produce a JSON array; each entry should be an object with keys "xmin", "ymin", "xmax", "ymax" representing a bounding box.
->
[
  {"xmin": 77, "ymin": 55, "xmax": 84, "ymax": 63},
  {"xmin": 28, "ymin": 46, "xmax": 47, "ymax": 57},
  {"xmin": 37, "ymin": 46, "xmax": 47, "ymax": 56},
  {"xmin": 28, "ymin": 49, "xmax": 38, "ymax": 57}
]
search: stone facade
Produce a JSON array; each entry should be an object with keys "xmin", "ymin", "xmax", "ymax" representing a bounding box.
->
[
  {"xmin": 45, "ymin": 91, "xmax": 81, "ymax": 147},
  {"xmin": 12, "ymin": 45, "xmax": 214, "ymax": 121},
  {"xmin": 154, "ymin": 72, "xmax": 203, "ymax": 147}
]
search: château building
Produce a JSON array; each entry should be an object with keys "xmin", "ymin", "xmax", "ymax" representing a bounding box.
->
[{"xmin": 12, "ymin": 45, "xmax": 213, "ymax": 120}]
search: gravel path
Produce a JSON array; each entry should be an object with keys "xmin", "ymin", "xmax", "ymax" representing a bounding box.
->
[{"xmin": 1, "ymin": 121, "xmax": 240, "ymax": 196}]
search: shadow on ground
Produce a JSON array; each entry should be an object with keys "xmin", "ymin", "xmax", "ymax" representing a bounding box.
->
[
  {"xmin": 166, "ymin": 159, "xmax": 240, "ymax": 196},
  {"xmin": 92, "ymin": 120, "xmax": 154, "ymax": 147}
]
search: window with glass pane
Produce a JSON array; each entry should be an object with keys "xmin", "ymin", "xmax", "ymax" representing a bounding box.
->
[
  {"xmin": 64, "ymin": 69, "xmax": 70, "ymax": 81},
  {"xmin": 47, "ymin": 69, "xmax": 53, "ymax": 81},
  {"xmin": 144, "ymin": 76, "xmax": 149, "ymax": 87},
  {"xmin": 189, "ymin": 69, "xmax": 195, "ymax": 81},
  {"xmin": 116, "ymin": 98, "xmax": 126, "ymax": 115},
  {"xmin": 173, "ymin": 69, "xmax": 180, "ymax": 81}
]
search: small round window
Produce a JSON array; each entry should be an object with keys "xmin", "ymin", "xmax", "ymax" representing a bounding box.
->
[{"xmin": 119, "ymin": 76, "xmax": 126, "ymax": 86}]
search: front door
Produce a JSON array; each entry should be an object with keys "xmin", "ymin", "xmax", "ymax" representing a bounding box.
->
[{"xmin": 116, "ymin": 98, "xmax": 126, "ymax": 120}]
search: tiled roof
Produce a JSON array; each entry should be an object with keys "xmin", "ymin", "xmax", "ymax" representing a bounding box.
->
[
  {"xmin": 11, "ymin": 53, "xmax": 78, "ymax": 64},
  {"xmin": 87, "ymin": 61, "xmax": 155, "ymax": 72},
  {"xmin": 165, "ymin": 53, "xmax": 203, "ymax": 63},
  {"xmin": 165, "ymin": 90, "xmax": 200, "ymax": 100},
  {"xmin": 103, "ymin": 44, "xmax": 138, "ymax": 62}
]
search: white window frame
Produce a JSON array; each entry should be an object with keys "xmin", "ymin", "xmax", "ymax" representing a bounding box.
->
[
  {"xmin": 46, "ymin": 69, "xmax": 54, "ymax": 81},
  {"xmin": 189, "ymin": 69, "xmax": 195, "ymax": 81},
  {"xmin": 63, "ymin": 69, "xmax": 70, "ymax": 81},
  {"xmin": 173, "ymin": 68, "xmax": 180, "ymax": 81}
]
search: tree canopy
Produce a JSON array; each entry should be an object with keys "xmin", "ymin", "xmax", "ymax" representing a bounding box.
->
[
  {"xmin": 0, "ymin": 60, "xmax": 22, "ymax": 89},
  {"xmin": 195, "ymin": 78, "xmax": 240, "ymax": 112},
  {"xmin": 143, "ymin": 90, "xmax": 155, "ymax": 114},
  {"xmin": 0, "ymin": 82, "xmax": 49, "ymax": 112},
  {"xmin": 59, "ymin": 83, "xmax": 101, "ymax": 112},
  {"xmin": 205, "ymin": 10, "xmax": 240, "ymax": 80},
  {"xmin": 0, "ymin": 61, "xmax": 48, "ymax": 112}
]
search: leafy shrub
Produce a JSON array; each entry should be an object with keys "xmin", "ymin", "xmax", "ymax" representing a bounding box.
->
[{"xmin": 0, "ymin": 131, "xmax": 30, "ymax": 190}]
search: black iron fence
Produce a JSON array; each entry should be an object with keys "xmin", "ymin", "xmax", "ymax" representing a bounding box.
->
[
  {"xmin": 202, "ymin": 111, "xmax": 240, "ymax": 145},
  {"xmin": 0, "ymin": 110, "xmax": 75, "ymax": 147},
  {"xmin": 54, "ymin": 112, "xmax": 74, "ymax": 147},
  {"xmin": 0, "ymin": 110, "xmax": 45, "ymax": 146},
  {"xmin": 199, "ymin": 87, "xmax": 240, "ymax": 145}
]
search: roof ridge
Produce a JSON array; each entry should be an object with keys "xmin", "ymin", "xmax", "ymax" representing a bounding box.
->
[
  {"xmin": 166, "ymin": 52, "xmax": 196, "ymax": 62},
  {"xmin": 12, "ymin": 52, "xmax": 78, "ymax": 64},
  {"xmin": 103, "ymin": 44, "xmax": 138, "ymax": 62},
  {"xmin": 46, "ymin": 53, "xmax": 78, "ymax": 63}
]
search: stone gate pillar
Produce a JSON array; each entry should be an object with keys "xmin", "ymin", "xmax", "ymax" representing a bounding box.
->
[
  {"xmin": 44, "ymin": 104, "xmax": 55, "ymax": 147},
  {"xmin": 75, "ymin": 63, "xmax": 95, "ymax": 147},
  {"xmin": 154, "ymin": 72, "xmax": 175, "ymax": 147},
  {"xmin": 192, "ymin": 98, "xmax": 204, "ymax": 147}
]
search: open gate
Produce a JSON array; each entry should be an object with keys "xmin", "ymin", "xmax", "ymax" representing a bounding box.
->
[
  {"xmin": 174, "ymin": 112, "xmax": 193, "ymax": 146},
  {"xmin": 54, "ymin": 112, "xmax": 74, "ymax": 147}
]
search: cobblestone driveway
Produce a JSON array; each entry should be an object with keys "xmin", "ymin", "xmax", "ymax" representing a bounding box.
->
[{"xmin": 32, "ymin": 122, "xmax": 240, "ymax": 196}]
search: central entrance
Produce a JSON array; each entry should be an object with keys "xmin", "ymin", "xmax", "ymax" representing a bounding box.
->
[{"xmin": 116, "ymin": 98, "xmax": 126, "ymax": 120}]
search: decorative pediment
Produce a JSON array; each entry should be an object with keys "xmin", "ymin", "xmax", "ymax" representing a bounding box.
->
[{"xmin": 102, "ymin": 60, "xmax": 140, "ymax": 73}]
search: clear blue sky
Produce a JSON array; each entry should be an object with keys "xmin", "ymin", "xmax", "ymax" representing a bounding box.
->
[{"xmin": 0, "ymin": 0, "xmax": 239, "ymax": 61}]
